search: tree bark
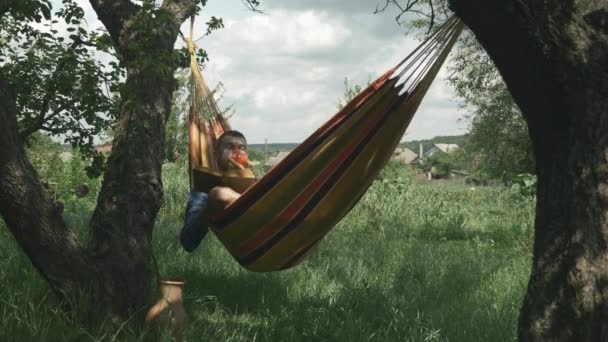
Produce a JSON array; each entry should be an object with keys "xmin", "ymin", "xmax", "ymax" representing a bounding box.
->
[
  {"xmin": 449, "ymin": 0, "xmax": 608, "ymax": 340},
  {"xmin": 80, "ymin": 0, "xmax": 196, "ymax": 322},
  {"xmin": 0, "ymin": 0, "xmax": 196, "ymax": 324}
]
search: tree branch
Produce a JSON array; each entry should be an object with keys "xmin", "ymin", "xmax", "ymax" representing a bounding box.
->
[
  {"xmin": 160, "ymin": 0, "xmax": 198, "ymax": 33},
  {"xmin": 40, "ymin": 125, "xmax": 65, "ymax": 134},
  {"xmin": 21, "ymin": 102, "xmax": 73, "ymax": 138},
  {"xmin": 374, "ymin": 0, "xmax": 438, "ymax": 33},
  {"xmin": 19, "ymin": 100, "xmax": 52, "ymax": 140},
  {"xmin": 240, "ymin": 0, "xmax": 264, "ymax": 13},
  {"xmin": 17, "ymin": 45, "xmax": 84, "ymax": 140},
  {"xmin": 87, "ymin": 0, "xmax": 139, "ymax": 49}
]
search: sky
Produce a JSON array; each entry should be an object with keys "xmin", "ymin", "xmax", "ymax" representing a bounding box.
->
[{"xmin": 56, "ymin": 0, "xmax": 470, "ymax": 144}]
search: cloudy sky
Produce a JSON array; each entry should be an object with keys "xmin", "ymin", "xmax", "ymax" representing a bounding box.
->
[{"xmin": 67, "ymin": 0, "xmax": 470, "ymax": 144}]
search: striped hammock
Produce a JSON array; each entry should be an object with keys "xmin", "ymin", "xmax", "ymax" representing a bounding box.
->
[{"xmin": 187, "ymin": 17, "xmax": 464, "ymax": 272}]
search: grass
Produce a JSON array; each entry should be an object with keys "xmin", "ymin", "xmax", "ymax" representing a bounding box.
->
[{"xmin": 0, "ymin": 159, "xmax": 534, "ymax": 341}]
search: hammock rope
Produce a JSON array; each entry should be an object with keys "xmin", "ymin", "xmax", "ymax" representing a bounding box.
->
[
  {"xmin": 186, "ymin": 16, "xmax": 464, "ymax": 272},
  {"xmin": 398, "ymin": 17, "xmax": 461, "ymax": 94}
]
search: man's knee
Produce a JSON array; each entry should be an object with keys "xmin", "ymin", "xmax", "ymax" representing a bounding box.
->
[
  {"xmin": 209, "ymin": 186, "xmax": 240, "ymax": 207},
  {"xmin": 208, "ymin": 187, "xmax": 227, "ymax": 204}
]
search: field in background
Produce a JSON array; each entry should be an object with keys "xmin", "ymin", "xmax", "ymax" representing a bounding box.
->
[
  {"xmin": 248, "ymin": 143, "xmax": 299, "ymax": 154},
  {"xmin": 0, "ymin": 158, "xmax": 534, "ymax": 341}
]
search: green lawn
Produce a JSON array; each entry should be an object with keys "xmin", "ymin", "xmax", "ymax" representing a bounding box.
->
[{"xmin": 0, "ymin": 161, "xmax": 534, "ymax": 341}]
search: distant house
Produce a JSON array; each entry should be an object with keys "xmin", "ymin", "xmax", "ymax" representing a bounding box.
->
[
  {"xmin": 423, "ymin": 143, "xmax": 459, "ymax": 158},
  {"xmin": 392, "ymin": 147, "xmax": 419, "ymax": 170},
  {"xmin": 264, "ymin": 151, "xmax": 291, "ymax": 171},
  {"xmin": 95, "ymin": 144, "xmax": 112, "ymax": 153}
]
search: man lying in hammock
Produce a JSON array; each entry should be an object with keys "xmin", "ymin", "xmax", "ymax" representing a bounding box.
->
[{"xmin": 180, "ymin": 130, "xmax": 248, "ymax": 252}]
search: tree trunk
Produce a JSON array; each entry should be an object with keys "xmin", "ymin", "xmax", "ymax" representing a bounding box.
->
[
  {"xmin": 0, "ymin": 0, "xmax": 196, "ymax": 325},
  {"xmin": 450, "ymin": 0, "xmax": 608, "ymax": 340},
  {"xmin": 85, "ymin": 36, "xmax": 178, "ymax": 323}
]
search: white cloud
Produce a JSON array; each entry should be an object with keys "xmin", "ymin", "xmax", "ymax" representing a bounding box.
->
[
  {"xmin": 197, "ymin": 5, "xmax": 468, "ymax": 143},
  {"xmin": 219, "ymin": 10, "xmax": 351, "ymax": 54},
  {"xmin": 252, "ymin": 86, "xmax": 317, "ymax": 113},
  {"xmin": 202, "ymin": 9, "xmax": 351, "ymax": 60}
]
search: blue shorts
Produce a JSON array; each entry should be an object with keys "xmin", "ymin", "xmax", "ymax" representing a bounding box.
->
[{"xmin": 179, "ymin": 192, "xmax": 210, "ymax": 252}]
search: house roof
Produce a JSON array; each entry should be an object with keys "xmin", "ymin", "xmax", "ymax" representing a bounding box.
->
[
  {"xmin": 392, "ymin": 147, "xmax": 418, "ymax": 164},
  {"xmin": 264, "ymin": 151, "xmax": 291, "ymax": 167},
  {"xmin": 95, "ymin": 144, "xmax": 112, "ymax": 153},
  {"xmin": 433, "ymin": 143, "xmax": 459, "ymax": 153}
]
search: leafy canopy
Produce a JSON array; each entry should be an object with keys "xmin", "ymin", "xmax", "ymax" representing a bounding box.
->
[
  {"xmin": 447, "ymin": 30, "xmax": 534, "ymax": 180},
  {"xmin": 1, "ymin": 0, "xmax": 122, "ymax": 177},
  {"xmin": 1, "ymin": 0, "xmax": 253, "ymax": 176}
]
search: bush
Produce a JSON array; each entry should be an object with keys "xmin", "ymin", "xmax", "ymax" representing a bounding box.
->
[
  {"xmin": 510, "ymin": 173, "xmax": 537, "ymax": 197},
  {"xmin": 419, "ymin": 150, "xmax": 466, "ymax": 179}
]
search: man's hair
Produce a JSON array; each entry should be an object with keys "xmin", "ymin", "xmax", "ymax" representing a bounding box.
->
[{"xmin": 216, "ymin": 130, "xmax": 247, "ymax": 147}]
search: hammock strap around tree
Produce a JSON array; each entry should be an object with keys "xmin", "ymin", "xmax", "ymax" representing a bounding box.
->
[{"xmin": 188, "ymin": 16, "xmax": 464, "ymax": 272}]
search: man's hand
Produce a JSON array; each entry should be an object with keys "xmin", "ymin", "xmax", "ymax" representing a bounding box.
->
[{"xmin": 231, "ymin": 151, "xmax": 250, "ymax": 169}]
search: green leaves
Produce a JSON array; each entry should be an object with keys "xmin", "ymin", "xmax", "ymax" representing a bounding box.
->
[
  {"xmin": 337, "ymin": 78, "xmax": 363, "ymax": 110},
  {"xmin": 419, "ymin": 150, "xmax": 466, "ymax": 179},
  {"xmin": 2, "ymin": 0, "xmax": 235, "ymax": 178},
  {"xmin": 205, "ymin": 16, "xmax": 224, "ymax": 36},
  {"xmin": 447, "ymin": 31, "xmax": 534, "ymax": 181},
  {"xmin": 1, "ymin": 0, "xmax": 123, "ymax": 178},
  {"xmin": 59, "ymin": 0, "xmax": 84, "ymax": 25},
  {"xmin": 0, "ymin": 0, "xmax": 52, "ymax": 22},
  {"xmin": 163, "ymin": 70, "xmax": 190, "ymax": 162},
  {"xmin": 196, "ymin": 48, "xmax": 209, "ymax": 65}
]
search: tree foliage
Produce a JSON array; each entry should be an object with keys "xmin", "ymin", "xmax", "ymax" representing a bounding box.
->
[
  {"xmin": 419, "ymin": 148, "xmax": 466, "ymax": 178},
  {"xmin": 163, "ymin": 69, "xmax": 190, "ymax": 162},
  {"xmin": 0, "ymin": 0, "xmax": 236, "ymax": 176},
  {"xmin": 336, "ymin": 77, "xmax": 363, "ymax": 110},
  {"xmin": 447, "ymin": 31, "xmax": 534, "ymax": 180},
  {"xmin": 0, "ymin": 0, "xmax": 123, "ymax": 177}
]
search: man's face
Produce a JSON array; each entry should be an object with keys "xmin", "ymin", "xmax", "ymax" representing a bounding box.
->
[{"xmin": 216, "ymin": 136, "xmax": 247, "ymax": 171}]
